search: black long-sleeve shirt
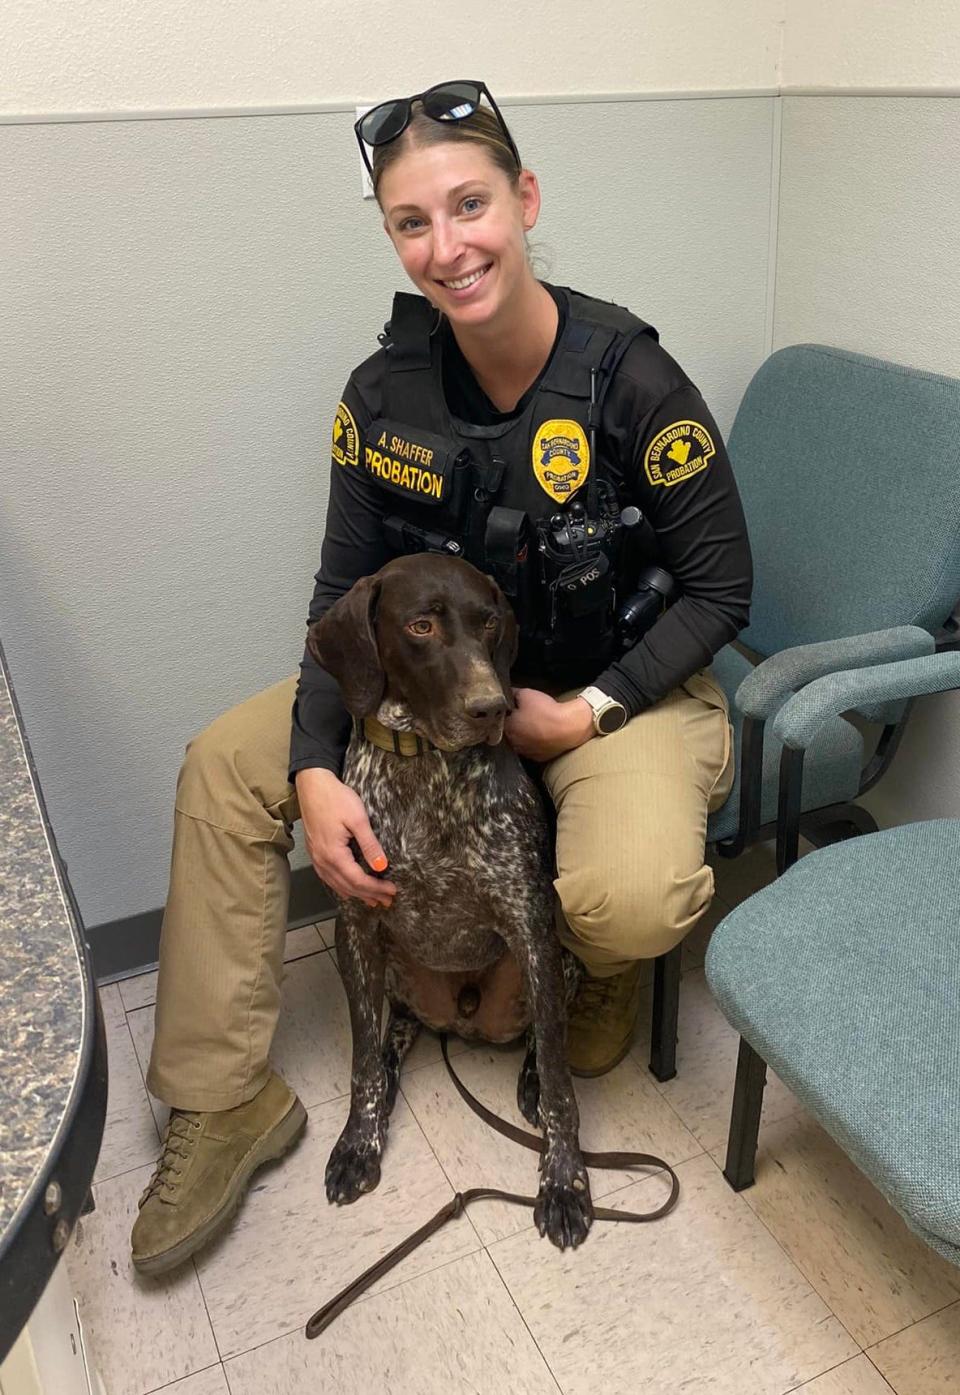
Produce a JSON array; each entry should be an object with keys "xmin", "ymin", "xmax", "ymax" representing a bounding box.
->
[{"xmin": 290, "ymin": 297, "xmax": 752, "ymax": 778}]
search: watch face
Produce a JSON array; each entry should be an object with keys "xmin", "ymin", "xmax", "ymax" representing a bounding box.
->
[{"xmin": 597, "ymin": 702, "xmax": 627, "ymax": 735}]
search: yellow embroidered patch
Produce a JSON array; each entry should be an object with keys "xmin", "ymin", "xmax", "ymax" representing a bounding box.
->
[
  {"xmin": 532, "ymin": 418, "xmax": 590, "ymax": 503},
  {"xmin": 644, "ymin": 420, "xmax": 715, "ymax": 487},
  {"xmin": 332, "ymin": 400, "xmax": 359, "ymax": 468}
]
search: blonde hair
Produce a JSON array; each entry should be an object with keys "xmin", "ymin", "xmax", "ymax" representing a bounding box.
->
[{"xmin": 372, "ymin": 103, "xmax": 521, "ymax": 203}]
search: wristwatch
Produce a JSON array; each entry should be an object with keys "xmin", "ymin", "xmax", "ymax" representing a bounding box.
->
[{"xmin": 578, "ymin": 685, "xmax": 628, "ymax": 736}]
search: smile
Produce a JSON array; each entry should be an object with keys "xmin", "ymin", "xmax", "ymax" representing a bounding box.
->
[{"xmin": 439, "ymin": 264, "xmax": 491, "ymax": 291}]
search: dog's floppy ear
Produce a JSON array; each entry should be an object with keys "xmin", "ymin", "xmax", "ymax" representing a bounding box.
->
[
  {"xmin": 490, "ymin": 578, "xmax": 519, "ymax": 711},
  {"xmin": 307, "ymin": 575, "xmax": 385, "ymax": 717}
]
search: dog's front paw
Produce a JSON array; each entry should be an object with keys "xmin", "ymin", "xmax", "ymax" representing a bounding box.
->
[
  {"xmin": 534, "ymin": 1145, "xmax": 593, "ymax": 1249},
  {"xmin": 325, "ymin": 1130, "xmax": 383, "ymax": 1205}
]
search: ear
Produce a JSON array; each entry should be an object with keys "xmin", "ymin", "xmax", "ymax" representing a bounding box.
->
[
  {"xmin": 490, "ymin": 579, "xmax": 519, "ymax": 710},
  {"xmin": 307, "ymin": 575, "xmax": 385, "ymax": 717}
]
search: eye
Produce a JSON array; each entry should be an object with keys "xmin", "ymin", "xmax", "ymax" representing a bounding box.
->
[
  {"xmin": 460, "ymin": 195, "xmax": 485, "ymax": 215},
  {"xmin": 398, "ymin": 215, "xmax": 425, "ymax": 234},
  {"xmin": 407, "ymin": 619, "xmax": 433, "ymax": 636},
  {"xmin": 484, "ymin": 615, "xmax": 498, "ymax": 631}
]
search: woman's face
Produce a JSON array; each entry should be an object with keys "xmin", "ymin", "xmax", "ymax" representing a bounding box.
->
[{"xmin": 378, "ymin": 141, "xmax": 541, "ymax": 329}]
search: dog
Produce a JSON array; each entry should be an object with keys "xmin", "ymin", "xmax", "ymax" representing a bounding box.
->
[{"xmin": 307, "ymin": 552, "xmax": 593, "ymax": 1249}]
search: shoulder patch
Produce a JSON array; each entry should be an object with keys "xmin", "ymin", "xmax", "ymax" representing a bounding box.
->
[
  {"xmin": 332, "ymin": 400, "xmax": 360, "ymax": 468},
  {"xmin": 644, "ymin": 420, "xmax": 715, "ymax": 487},
  {"xmin": 532, "ymin": 418, "xmax": 590, "ymax": 503}
]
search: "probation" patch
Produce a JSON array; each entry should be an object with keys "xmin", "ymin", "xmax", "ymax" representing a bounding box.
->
[{"xmin": 643, "ymin": 420, "xmax": 715, "ymax": 487}]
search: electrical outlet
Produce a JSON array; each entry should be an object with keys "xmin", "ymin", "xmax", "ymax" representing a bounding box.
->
[{"xmin": 355, "ymin": 106, "xmax": 375, "ymax": 199}]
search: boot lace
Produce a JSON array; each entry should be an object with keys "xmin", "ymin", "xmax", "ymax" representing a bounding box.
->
[{"xmin": 139, "ymin": 1111, "xmax": 202, "ymax": 1207}]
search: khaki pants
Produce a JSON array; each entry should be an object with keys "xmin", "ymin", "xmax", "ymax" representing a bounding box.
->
[{"xmin": 147, "ymin": 672, "xmax": 733, "ymax": 1111}]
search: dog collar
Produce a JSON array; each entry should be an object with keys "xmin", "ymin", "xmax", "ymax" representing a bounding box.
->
[{"xmin": 356, "ymin": 715, "xmax": 434, "ymax": 757}]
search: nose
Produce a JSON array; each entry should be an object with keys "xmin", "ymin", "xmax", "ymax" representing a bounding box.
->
[
  {"xmin": 431, "ymin": 217, "xmax": 464, "ymax": 269},
  {"xmin": 465, "ymin": 693, "xmax": 507, "ymax": 722}
]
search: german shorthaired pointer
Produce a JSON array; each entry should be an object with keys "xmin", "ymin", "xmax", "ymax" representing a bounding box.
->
[{"xmin": 308, "ymin": 553, "xmax": 593, "ymax": 1249}]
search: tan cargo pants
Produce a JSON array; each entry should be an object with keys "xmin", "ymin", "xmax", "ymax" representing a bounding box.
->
[{"xmin": 146, "ymin": 672, "xmax": 733, "ymax": 1111}]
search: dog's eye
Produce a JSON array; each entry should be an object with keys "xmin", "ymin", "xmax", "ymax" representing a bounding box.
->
[
  {"xmin": 407, "ymin": 619, "xmax": 433, "ymax": 636},
  {"xmin": 484, "ymin": 616, "xmax": 498, "ymax": 631}
]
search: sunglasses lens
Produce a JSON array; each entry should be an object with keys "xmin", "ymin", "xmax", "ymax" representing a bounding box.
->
[
  {"xmin": 360, "ymin": 100, "xmax": 410, "ymax": 147},
  {"xmin": 422, "ymin": 82, "xmax": 482, "ymax": 122}
]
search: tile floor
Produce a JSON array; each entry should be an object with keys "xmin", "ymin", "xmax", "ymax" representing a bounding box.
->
[{"xmin": 69, "ymin": 842, "xmax": 960, "ymax": 1395}]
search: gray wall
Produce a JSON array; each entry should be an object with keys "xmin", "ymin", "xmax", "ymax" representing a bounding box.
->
[
  {"xmin": 773, "ymin": 95, "xmax": 960, "ymax": 827},
  {"xmin": 1, "ymin": 96, "xmax": 777, "ymax": 931}
]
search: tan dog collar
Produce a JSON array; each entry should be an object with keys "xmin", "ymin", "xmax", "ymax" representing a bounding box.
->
[{"xmin": 356, "ymin": 715, "xmax": 434, "ymax": 757}]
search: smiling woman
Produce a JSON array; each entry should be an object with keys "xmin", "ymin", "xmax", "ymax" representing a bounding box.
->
[{"xmin": 131, "ymin": 78, "xmax": 753, "ymax": 1280}]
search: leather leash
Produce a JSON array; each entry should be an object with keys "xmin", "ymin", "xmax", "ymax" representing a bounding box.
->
[{"xmin": 305, "ymin": 1035, "xmax": 680, "ymax": 1339}]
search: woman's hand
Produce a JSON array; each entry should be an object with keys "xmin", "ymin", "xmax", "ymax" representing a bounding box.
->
[
  {"xmin": 295, "ymin": 767, "xmax": 397, "ymax": 910},
  {"xmin": 503, "ymin": 688, "xmax": 594, "ymax": 763}
]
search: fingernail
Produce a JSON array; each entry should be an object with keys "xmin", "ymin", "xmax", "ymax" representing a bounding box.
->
[{"xmin": 371, "ymin": 854, "xmax": 388, "ymax": 872}]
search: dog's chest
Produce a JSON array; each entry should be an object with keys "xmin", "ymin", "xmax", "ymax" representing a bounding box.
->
[{"xmin": 342, "ymin": 738, "xmax": 550, "ymax": 970}]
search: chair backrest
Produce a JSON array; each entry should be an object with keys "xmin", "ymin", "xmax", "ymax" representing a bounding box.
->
[{"xmin": 727, "ymin": 345, "xmax": 960, "ymax": 658}]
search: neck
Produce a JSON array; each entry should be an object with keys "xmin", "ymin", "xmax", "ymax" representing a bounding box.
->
[{"xmin": 450, "ymin": 279, "xmax": 559, "ymax": 412}]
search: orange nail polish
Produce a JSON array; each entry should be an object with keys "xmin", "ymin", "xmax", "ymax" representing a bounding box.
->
[{"xmin": 371, "ymin": 854, "xmax": 388, "ymax": 872}]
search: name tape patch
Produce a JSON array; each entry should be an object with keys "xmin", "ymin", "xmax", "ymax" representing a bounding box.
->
[
  {"xmin": 644, "ymin": 420, "xmax": 715, "ymax": 487},
  {"xmin": 360, "ymin": 420, "xmax": 452, "ymax": 505},
  {"xmin": 532, "ymin": 418, "xmax": 590, "ymax": 503}
]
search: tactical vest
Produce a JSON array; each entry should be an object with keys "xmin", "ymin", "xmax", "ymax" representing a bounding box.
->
[{"xmin": 361, "ymin": 285, "xmax": 659, "ymax": 681}]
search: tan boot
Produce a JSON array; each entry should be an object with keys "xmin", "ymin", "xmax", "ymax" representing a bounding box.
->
[
  {"xmin": 131, "ymin": 1071, "xmax": 306, "ymax": 1276},
  {"xmin": 566, "ymin": 963, "xmax": 643, "ymax": 1077}
]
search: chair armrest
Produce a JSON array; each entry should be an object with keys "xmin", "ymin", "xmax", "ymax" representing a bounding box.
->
[
  {"xmin": 772, "ymin": 651, "xmax": 960, "ymax": 751},
  {"xmin": 735, "ymin": 626, "xmax": 935, "ymax": 719}
]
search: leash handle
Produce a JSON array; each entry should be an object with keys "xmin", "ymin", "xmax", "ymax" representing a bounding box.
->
[{"xmin": 305, "ymin": 1035, "xmax": 681, "ymax": 1340}]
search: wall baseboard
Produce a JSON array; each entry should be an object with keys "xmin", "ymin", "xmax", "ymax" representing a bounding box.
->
[{"xmin": 89, "ymin": 866, "xmax": 336, "ymax": 985}]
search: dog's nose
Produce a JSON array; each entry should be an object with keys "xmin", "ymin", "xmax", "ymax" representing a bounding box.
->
[{"xmin": 465, "ymin": 693, "xmax": 507, "ymax": 722}]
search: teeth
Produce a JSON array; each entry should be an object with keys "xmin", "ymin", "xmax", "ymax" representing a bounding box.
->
[{"xmin": 443, "ymin": 266, "xmax": 489, "ymax": 290}]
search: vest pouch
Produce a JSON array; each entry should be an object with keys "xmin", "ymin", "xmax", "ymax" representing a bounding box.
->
[{"xmin": 362, "ymin": 418, "xmax": 472, "ymax": 530}]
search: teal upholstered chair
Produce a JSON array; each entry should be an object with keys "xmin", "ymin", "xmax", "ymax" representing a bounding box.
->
[
  {"xmin": 647, "ymin": 345, "xmax": 960, "ymax": 1082},
  {"xmin": 705, "ymin": 810, "xmax": 960, "ymax": 1266}
]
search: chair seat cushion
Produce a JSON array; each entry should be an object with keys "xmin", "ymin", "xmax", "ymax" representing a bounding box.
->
[
  {"xmin": 705, "ymin": 819, "xmax": 960, "ymax": 1260},
  {"xmin": 706, "ymin": 645, "xmax": 863, "ymax": 844}
]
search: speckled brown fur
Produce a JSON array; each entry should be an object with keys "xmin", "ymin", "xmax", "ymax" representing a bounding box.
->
[{"xmin": 309, "ymin": 554, "xmax": 593, "ymax": 1249}]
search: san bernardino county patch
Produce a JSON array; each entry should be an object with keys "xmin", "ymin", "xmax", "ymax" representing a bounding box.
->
[
  {"xmin": 332, "ymin": 400, "xmax": 359, "ymax": 468},
  {"xmin": 644, "ymin": 420, "xmax": 715, "ymax": 487},
  {"xmin": 532, "ymin": 418, "xmax": 590, "ymax": 503}
]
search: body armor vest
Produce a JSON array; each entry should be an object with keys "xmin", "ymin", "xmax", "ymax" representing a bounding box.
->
[{"xmin": 361, "ymin": 286, "xmax": 659, "ymax": 682}]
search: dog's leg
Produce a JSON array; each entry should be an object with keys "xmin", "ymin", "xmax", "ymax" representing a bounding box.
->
[
  {"xmin": 516, "ymin": 948, "xmax": 580, "ymax": 1127},
  {"xmin": 325, "ymin": 906, "xmax": 390, "ymax": 1205},
  {"xmin": 507, "ymin": 908, "xmax": 593, "ymax": 1249},
  {"xmin": 381, "ymin": 999, "xmax": 422, "ymax": 1115},
  {"xmin": 516, "ymin": 1028, "xmax": 540, "ymax": 1126}
]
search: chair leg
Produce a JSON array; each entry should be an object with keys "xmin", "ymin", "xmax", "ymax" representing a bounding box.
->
[
  {"xmin": 649, "ymin": 942, "xmax": 682, "ymax": 1082},
  {"xmin": 723, "ymin": 1036, "xmax": 767, "ymax": 1191}
]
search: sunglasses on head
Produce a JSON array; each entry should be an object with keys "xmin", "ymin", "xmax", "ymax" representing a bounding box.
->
[{"xmin": 354, "ymin": 80, "xmax": 521, "ymax": 177}]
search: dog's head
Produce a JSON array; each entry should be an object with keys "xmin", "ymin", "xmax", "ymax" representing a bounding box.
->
[{"xmin": 307, "ymin": 554, "xmax": 518, "ymax": 751}]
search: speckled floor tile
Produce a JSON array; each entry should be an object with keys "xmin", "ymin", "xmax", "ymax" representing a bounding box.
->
[
  {"xmin": 632, "ymin": 966, "xmax": 800, "ymax": 1153},
  {"xmin": 154, "ymin": 1365, "xmax": 231, "ymax": 1394},
  {"xmin": 193, "ymin": 1092, "xmax": 480, "ymax": 1359},
  {"xmin": 868, "ymin": 1301, "xmax": 960, "ymax": 1393},
  {"xmin": 401, "ymin": 1040, "xmax": 702, "ymax": 1245},
  {"xmin": 312, "ymin": 916, "xmax": 336, "ymax": 948},
  {"xmin": 223, "ymin": 1249, "xmax": 559, "ymax": 1394},
  {"xmin": 127, "ymin": 948, "xmax": 354, "ymax": 1134},
  {"xmin": 64, "ymin": 1165, "xmax": 219, "ymax": 1395},
  {"xmin": 714, "ymin": 1112, "xmax": 960, "ymax": 1348},
  {"xmin": 116, "ymin": 924, "xmax": 327, "ymax": 1013},
  {"xmin": 488, "ymin": 1152, "xmax": 858, "ymax": 1395},
  {"xmin": 793, "ymin": 1355, "xmax": 895, "ymax": 1393},
  {"xmin": 94, "ymin": 984, "xmax": 161, "ymax": 1184}
]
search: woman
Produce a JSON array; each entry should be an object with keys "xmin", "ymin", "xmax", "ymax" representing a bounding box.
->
[{"xmin": 132, "ymin": 81, "xmax": 752, "ymax": 1275}]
